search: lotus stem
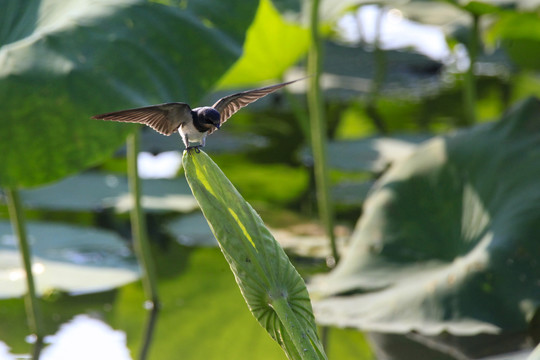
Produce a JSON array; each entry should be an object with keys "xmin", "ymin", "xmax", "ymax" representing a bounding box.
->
[
  {"xmin": 6, "ymin": 187, "xmax": 44, "ymax": 359},
  {"xmin": 307, "ymin": 0, "xmax": 339, "ymax": 264},
  {"xmin": 126, "ymin": 131, "xmax": 160, "ymax": 360}
]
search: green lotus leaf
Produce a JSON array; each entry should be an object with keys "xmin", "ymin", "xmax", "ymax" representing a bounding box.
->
[
  {"xmin": 15, "ymin": 172, "xmax": 197, "ymax": 213},
  {"xmin": 311, "ymin": 97, "xmax": 540, "ymax": 339},
  {"xmin": 0, "ymin": 0, "xmax": 257, "ymax": 188},
  {"xmin": 183, "ymin": 150, "xmax": 326, "ymax": 359}
]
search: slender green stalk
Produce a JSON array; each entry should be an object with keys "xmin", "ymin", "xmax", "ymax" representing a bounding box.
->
[
  {"xmin": 138, "ymin": 305, "xmax": 159, "ymax": 360},
  {"xmin": 284, "ymin": 87, "xmax": 311, "ymax": 142},
  {"xmin": 463, "ymin": 13, "xmax": 480, "ymax": 126},
  {"xmin": 307, "ymin": 0, "xmax": 339, "ymax": 265},
  {"xmin": 319, "ymin": 326, "xmax": 330, "ymax": 354},
  {"xmin": 126, "ymin": 131, "xmax": 160, "ymax": 360},
  {"xmin": 6, "ymin": 188, "xmax": 44, "ymax": 359}
]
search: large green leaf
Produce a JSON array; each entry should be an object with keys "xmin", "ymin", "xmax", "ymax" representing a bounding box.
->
[
  {"xmin": 183, "ymin": 150, "xmax": 326, "ymax": 359},
  {"xmin": 0, "ymin": 0, "xmax": 258, "ymax": 188},
  {"xmin": 311, "ymin": 98, "xmax": 540, "ymax": 344}
]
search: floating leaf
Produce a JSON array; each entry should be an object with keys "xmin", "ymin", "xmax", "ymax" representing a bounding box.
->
[
  {"xmin": 14, "ymin": 172, "xmax": 197, "ymax": 213},
  {"xmin": 0, "ymin": 221, "xmax": 139, "ymax": 298},
  {"xmin": 311, "ymin": 98, "xmax": 540, "ymax": 347}
]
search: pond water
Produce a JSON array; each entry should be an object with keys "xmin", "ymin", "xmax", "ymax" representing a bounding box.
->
[{"xmin": 0, "ymin": 238, "xmax": 372, "ymax": 360}]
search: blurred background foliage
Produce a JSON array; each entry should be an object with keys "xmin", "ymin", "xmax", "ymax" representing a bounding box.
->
[{"xmin": 0, "ymin": 0, "xmax": 539, "ymax": 359}]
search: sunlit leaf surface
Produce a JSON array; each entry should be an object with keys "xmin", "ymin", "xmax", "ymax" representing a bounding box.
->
[{"xmin": 218, "ymin": 0, "xmax": 309, "ymax": 87}]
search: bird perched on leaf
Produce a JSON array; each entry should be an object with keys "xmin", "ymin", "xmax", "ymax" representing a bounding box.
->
[{"xmin": 92, "ymin": 78, "xmax": 302, "ymax": 151}]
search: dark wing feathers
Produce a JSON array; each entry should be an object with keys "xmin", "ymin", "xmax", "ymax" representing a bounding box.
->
[
  {"xmin": 93, "ymin": 78, "xmax": 304, "ymax": 136},
  {"xmin": 211, "ymin": 78, "xmax": 301, "ymax": 125},
  {"xmin": 92, "ymin": 102, "xmax": 191, "ymax": 136}
]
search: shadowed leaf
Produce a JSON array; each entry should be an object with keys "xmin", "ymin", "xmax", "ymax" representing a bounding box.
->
[
  {"xmin": 311, "ymin": 98, "xmax": 540, "ymax": 347},
  {"xmin": 0, "ymin": 0, "xmax": 258, "ymax": 188}
]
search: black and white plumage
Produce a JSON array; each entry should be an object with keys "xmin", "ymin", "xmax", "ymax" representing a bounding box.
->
[{"xmin": 92, "ymin": 78, "xmax": 301, "ymax": 150}]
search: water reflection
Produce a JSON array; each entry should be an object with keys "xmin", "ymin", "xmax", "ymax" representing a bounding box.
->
[
  {"xmin": 0, "ymin": 315, "xmax": 131, "ymax": 360},
  {"xmin": 0, "ymin": 341, "xmax": 16, "ymax": 360},
  {"xmin": 336, "ymin": 5, "xmax": 451, "ymax": 61},
  {"xmin": 137, "ymin": 151, "xmax": 182, "ymax": 179},
  {"xmin": 41, "ymin": 315, "xmax": 131, "ymax": 360}
]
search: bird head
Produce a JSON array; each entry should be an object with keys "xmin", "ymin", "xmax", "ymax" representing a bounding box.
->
[{"xmin": 197, "ymin": 107, "xmax": 221, "ymax": 129}]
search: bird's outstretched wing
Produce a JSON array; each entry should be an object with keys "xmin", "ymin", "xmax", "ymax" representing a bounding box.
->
[
  {"xmin": 92, "ymin": 102, "xmax": 192, "ymax": 136},
  {"xmin": 211, "ymin": 78, "xmax": 302, "ymax": 126}
]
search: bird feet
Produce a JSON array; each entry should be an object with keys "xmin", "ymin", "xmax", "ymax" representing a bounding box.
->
[{"xmin": 186, "ymin": 145, "xmax": 202, "ymax": 153}]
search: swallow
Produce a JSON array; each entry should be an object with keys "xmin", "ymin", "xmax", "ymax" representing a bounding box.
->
[{"xmin": 92, "ymin": 78, "xmax": 302, "ymax": 151}]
